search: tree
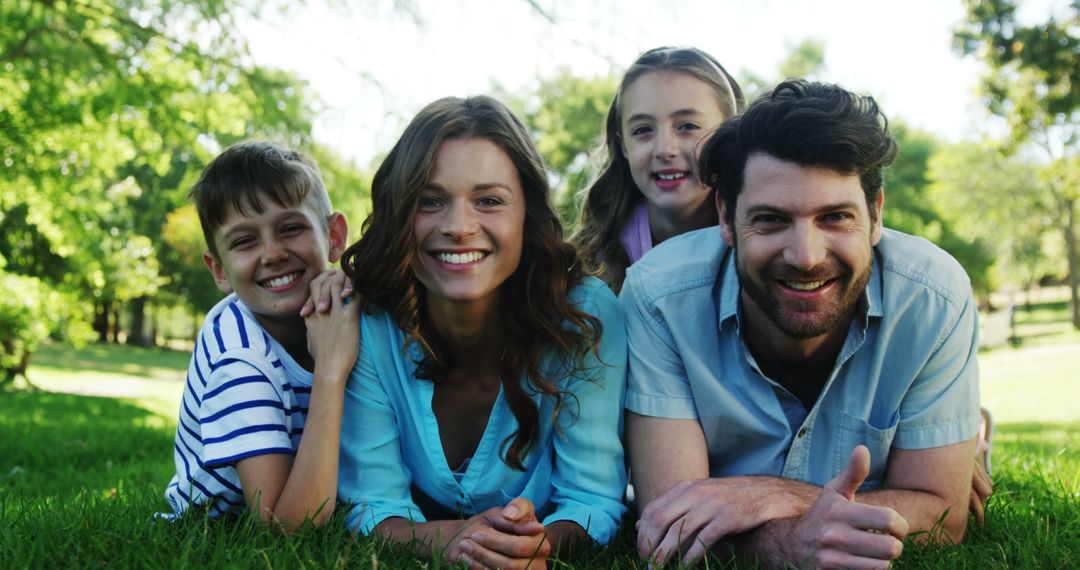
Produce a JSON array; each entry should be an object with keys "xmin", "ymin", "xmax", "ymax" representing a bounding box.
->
[
  {"xmin": 0, "ymin": 0, "xmax": 369, "ymax": 368},
  {"xmin": 928, "ymin": 142, "xmax": 1052, "ymax": 293},
  {"xmin": 883, "ymin": 124, "xmax": 995, "ymax": 300},
  {"xmin": 955, "ymin": 0, "xmax": 1080, "ymax": 328},
  {"xmin": 506, "ymin": 69, "xmax": 617, "ymax": 228}
]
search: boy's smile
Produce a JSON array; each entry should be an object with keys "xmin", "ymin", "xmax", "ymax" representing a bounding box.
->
[{"xmin": 204, "ymin": 195, "xmax": 347, "ymax": 340}]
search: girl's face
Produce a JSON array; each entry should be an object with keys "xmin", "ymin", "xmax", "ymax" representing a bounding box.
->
[
  {"xmin": 410, "ymin": 137, "xmax": 526, "ymax": 314},
  {"xmin": 620, "ymin": 71, "xmax": 727, "ymax": 220}
]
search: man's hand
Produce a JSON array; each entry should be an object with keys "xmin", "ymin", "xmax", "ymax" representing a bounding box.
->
[
  {"xmin": 449, "ymin": 498, "xmax": 551, "ymax": 570},
  {"xmin": 785, "ymin": 446, "xmax": 909, "ymax": 569},
  {"xmin": 636, "ymin": 476, "xmax": 809, "ymax": 566}
]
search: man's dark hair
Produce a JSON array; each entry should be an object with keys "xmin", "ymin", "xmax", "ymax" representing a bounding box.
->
[{"xmin": 699, "ymin": 79, "xmax": 898, "ymax": 225}]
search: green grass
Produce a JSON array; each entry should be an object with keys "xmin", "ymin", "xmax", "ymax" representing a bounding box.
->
[{"xmin": 4, "ymin": 319, "xmax": 1080, "ymax": 567}]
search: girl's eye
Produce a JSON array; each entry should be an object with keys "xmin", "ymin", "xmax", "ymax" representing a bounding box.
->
[
  {"xmin": 678, "ymin": 122, "xmax": 701, "ymax": 132},
  {"xmin": 418, "ymin": 196, "xmax": 442, "ymax": 210},
  {"xmin": 630, "ymin": 125, "xmax": 652, "ymax": 137}
]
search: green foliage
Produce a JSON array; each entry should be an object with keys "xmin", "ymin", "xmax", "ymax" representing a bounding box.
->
[
  {"xmin": 0, "ymin": 273, "xmax": 93, "ymax": 381},
  {"xmin": 0, "ymin": 0, "xmax": 371, "ymax": 337},
  {"xmin": 955, "ymin": 0, "xmax": 1080, "ymax": 327},
  {"xmin": 928, "ymin": 141, "xmax": 1056, "ymax": 288},
  {"xmin": 507, "ymin": 69, "xmax": 618, "ymax": 228},
  {"xmin": 884, "ymin": 123, "xmax": 995, "ymax": 297}
]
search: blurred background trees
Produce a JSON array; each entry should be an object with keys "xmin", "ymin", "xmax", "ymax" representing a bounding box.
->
[
  {"xmin": 2, "ymin": 0, "xmax": 1077, "ymax": 382},
  {"xmin": 0, "ymin": 0, "xmax": 370, "ymax": 381}
]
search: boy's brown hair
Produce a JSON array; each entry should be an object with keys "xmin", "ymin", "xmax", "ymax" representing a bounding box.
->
[{"xmin": 191, "ymin": 140, "xmax": 332, "ymax": 257}]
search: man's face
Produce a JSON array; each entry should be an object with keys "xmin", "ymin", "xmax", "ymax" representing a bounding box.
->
[{"xmin": 719, "ymin": 153, "xmax": 882, "ymax": 343}]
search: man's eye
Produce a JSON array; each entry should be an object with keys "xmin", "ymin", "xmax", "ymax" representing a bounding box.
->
[{"xmin": 822, "ymin": 212, "xmax": 851, "ymax": 223}]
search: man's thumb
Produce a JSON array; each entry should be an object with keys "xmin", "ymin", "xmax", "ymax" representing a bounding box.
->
[{"xmin": 827, "ymin": 445, "xmax": 871, "ymax": 500}]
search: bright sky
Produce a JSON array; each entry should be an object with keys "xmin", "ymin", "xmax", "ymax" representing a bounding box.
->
[{"xmin": 241, "ymin": 0, "xmax": 1064, "ymax": 167}]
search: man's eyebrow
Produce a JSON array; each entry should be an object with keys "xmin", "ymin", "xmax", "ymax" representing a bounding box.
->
[{"xmin": 743, "ymin": 201, "xmax": 861, "ymax": 216}]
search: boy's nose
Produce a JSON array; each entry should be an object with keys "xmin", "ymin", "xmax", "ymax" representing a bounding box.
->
[{"xmin": 261, "ymin": 238, "xmax": 289, "ymax": 265}]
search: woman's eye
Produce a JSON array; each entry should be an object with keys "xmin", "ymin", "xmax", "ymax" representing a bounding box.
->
[
  {"xmin": 477, "ymin": 197, "xmax": 503, "ymax": 207},
  {"xmin": 418, "ymin": 196, "xmax": 442, "ymax": 209}
]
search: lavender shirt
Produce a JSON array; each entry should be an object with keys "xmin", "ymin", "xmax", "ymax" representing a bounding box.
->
[{"xmin": 619, "ymin": 202, "xmax": 653, "ymax": 264}]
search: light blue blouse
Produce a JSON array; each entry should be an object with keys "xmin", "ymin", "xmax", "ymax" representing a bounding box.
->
[{"xmin": 338, "ymin": 277, "xmax": 628, "ymax": 544}]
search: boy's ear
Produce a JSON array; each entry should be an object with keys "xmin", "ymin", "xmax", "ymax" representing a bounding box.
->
[
  {"xmin": 202, "ymin": 251, "xmax": 234, "ymax": 294},
  {"xmin": 326, "ymin": 212, "xmax": 349, "ymax": 264}
]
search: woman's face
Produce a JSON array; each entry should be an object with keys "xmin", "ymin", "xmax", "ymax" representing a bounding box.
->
[
  {"xmin": 620, "ymin": 71, "xmax": 727, "ymax": 220},
  {"xmin": 410, "ymin": 137, "xmax": 526, "ymax": 314}
]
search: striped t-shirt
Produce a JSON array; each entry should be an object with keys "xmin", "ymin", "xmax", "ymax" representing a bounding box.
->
[{"xmin": 164, "ymin": 293, "xmax": 313, "ymax": 518}]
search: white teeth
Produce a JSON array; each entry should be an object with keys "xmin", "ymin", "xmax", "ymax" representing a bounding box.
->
[
  {"xmin": 786, "ymin": 280, "xmax": 826, "ymax": 291},
  {"xmin": 656, "ymin": 172, "xmax": 687, "ymax": 181},
  {"xmin": 263, "ymin": 272, "xmax": 299, "ymax": 288},
  {"xmin": 437, "ymin": 251, "xmax": 485, "ymax": 264}
]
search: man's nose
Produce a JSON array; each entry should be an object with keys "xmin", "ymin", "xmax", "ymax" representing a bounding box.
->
[{"xmin": 783, "ymin": 222, "xmax": 827, "ymax": 271}]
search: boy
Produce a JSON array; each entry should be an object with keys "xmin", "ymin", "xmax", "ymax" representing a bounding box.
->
[{"xmin": 164, "ymin": 140, "xmax": 358, "ymax": 532}]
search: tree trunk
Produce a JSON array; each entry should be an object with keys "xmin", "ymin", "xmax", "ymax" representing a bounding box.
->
[
  {"xmin": 1066, "ymin": 198, "xmax": 1079, "ymax": 330},
  {"xmin": 127, "ymin": 296, "xmax": 150, "ymax": 347},
  {"xmin": 93, "ymin": 301, "xmax": 110, "ymax": 343},
  {"xmin": 110, "ymin": 302, "xmax": 121, "ymax": 344}
]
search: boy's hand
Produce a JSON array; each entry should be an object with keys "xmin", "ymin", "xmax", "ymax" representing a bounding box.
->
[
  {"xmin": 450, "ymin": 498, "xmax": 551, "ymax": 569},
  {"xmin": 303, "ymin": 269, "xmax": 360, "ymax": 381}
]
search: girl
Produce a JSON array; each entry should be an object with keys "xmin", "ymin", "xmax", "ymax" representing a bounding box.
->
[
  {"xmin": 573, "ymin": 46, "xmax": 744, "ymax": 292},
  {"xmin": 337, "ymin": 96, "xmax": 627, "ymax": 567}
]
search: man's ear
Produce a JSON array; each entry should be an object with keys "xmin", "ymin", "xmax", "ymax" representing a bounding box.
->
[
  {"xmin": 870, "ymin": 188, "xmax": 885, "ymax": 246},
  {"xmin": 716, "ymin": 192, "xmax": 735, "ymax": 247},
  {"xmin": 326, "ymin": 212, "xmax": 349, "ymax": 264},
  {"xmin": 203, "ymin": 251, "xmax": 233, "ymax": 294}
]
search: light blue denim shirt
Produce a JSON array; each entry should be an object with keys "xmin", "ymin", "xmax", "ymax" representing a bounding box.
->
[
  {"xmin": 338, "ymin": 277, "xmax": 628, "ymax": 544},
  {"xmin": 622, "ymin": 227, "xmax": 981, "ymax": 489}
]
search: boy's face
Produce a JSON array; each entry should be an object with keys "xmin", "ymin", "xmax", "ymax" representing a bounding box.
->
[{"xmin": 203, "ymin": 194, "xmax": 347, "ymax": 333}]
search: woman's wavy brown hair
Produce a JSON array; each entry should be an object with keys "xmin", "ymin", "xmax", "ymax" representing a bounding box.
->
[
  {"xmin": 342, "ymin": 95, "xmax": 602, "ymax": 471},
  {"xmin": 571, "ymin": 46, "xmax": 744, "ymax": 292}
]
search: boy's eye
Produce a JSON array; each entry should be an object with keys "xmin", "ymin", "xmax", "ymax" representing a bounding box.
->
[
  {"xmin": 229, "ymin": 236, "xmax": 255, "ymax": 249},
  {"xmin": 281, "ymin": 223, "xmax": 307, "ymax": 235}
]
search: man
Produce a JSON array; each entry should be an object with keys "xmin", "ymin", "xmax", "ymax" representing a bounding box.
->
[{"xmin": 623, "ymin": 80, "xmax": 982, "ymax": 568}]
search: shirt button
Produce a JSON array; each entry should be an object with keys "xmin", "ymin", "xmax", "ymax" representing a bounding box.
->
[{"xmin": 797, "ymin": 428, "xmax": 807, "ymax": 438}]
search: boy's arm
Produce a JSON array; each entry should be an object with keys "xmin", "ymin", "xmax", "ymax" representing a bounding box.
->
[{"xmin": 237, "ymin": 269, "xmax": 359, "ymax": 532}]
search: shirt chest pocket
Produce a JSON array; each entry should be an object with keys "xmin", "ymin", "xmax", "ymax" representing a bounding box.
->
[{"xmin": 834, "ymin": 412, "xmax": 899, "ymax": 490}]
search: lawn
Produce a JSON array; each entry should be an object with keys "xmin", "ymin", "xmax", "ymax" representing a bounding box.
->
[{"xmin": 3, "ymin": 308, "xmax": 1079, "ymax": 567}]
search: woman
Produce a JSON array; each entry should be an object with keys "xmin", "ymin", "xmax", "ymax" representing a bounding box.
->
[{"xmin": 338, "ymin": 95, "xmax": 627, "ymax": 568}]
